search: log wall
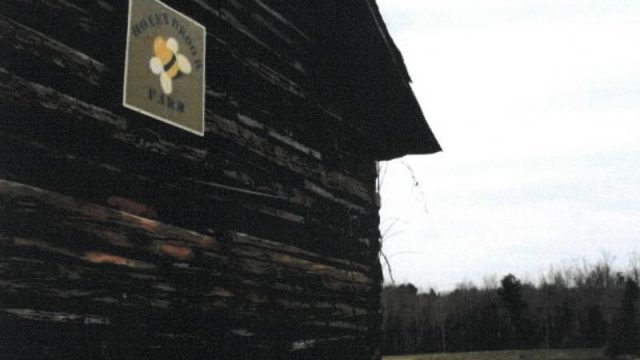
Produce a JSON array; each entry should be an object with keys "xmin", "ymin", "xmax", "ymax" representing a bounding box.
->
[{"xmin": 0, "ymin": 1, "xmax": 401, "ymax": 358}]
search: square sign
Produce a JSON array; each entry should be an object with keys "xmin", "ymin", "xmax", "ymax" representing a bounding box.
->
[{"xmin": 123, "ymin": 0, "xmax": 206, "ymax": 135}]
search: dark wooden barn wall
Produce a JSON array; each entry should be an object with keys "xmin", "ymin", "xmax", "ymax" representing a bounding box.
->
[{"xmin": 0, "ymin": 1, "xmax": 384, "ymax": 358}]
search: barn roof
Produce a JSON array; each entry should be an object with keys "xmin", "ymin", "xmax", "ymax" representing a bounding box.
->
[
  {"xmin": 299, "ymin": 0, "xmax": 442, "ymax": 160},
  {"xmin": 366, "ymin": 0, "xmax": 441, "ymax": 159}
]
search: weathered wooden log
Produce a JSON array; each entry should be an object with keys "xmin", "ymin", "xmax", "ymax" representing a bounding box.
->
[
  {"xmin": 0, "ymin": 62, "xmax": 374, "ymax": 205},
  {"xmin": 0, "ymin": 179, "xmax": 379, "ymax": 356},
  {"xmin": 0, "ymin": 179, "xmax": 375, "ymax": 290},
  {"xmin": 0, "ymin": 0, "xmax": 345, "ymax": 149}
]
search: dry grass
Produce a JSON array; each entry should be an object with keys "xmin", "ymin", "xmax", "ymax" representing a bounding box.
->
[{"xmin": 384, "ymin": 348, "xmax": 606, "ymax": 360}]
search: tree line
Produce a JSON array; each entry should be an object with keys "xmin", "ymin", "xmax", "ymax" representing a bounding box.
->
[{"xmin": 382, "ymin": 257, "xmax": 640, "ymax": 357}]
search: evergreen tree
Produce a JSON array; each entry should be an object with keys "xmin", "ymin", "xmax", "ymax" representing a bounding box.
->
[
  {"xmin": 607, "ymin": 278, "xmax": 640, "ymax": 357},
  {"xmin": 498, "ymin": 274, "xmax": 528, "ymax": 348},
  {"xmin": 583, "ymin": 305, "xmax": 607, "ymax": 347}
]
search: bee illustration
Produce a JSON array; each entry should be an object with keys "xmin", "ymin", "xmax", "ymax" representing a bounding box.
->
[{"xmin": 149, "ymin": 36, "xmax": 192, "ymax": 95}]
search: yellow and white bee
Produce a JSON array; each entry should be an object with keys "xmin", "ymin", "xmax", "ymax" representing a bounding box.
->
[{"xmin": 149, "ymin": 36, "xmax": 192, "ymax": 95}]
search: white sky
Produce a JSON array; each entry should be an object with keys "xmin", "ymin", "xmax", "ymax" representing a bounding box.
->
[{"xmin": 377, "ymin": 0, "xmax": 640, "ymax": 291}]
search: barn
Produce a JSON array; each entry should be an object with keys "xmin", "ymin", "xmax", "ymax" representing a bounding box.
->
[{"xmin": 0, "ymin": 0, "xmax": 440, "ymax": 358}]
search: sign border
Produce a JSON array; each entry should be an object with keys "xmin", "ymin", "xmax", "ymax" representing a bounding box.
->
[{"xmin": 123, "ymin": 0, "xmax": 206, "ymax": 136}]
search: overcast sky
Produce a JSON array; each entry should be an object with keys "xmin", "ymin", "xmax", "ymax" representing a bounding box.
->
[{"xmin": 377, "ymin": 0, "xmax": 640, "ymax": 291}]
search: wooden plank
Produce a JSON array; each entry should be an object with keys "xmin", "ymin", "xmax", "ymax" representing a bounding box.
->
[
  {"xmin": 0, "ymin": 130, "xmax": 377, "ymax": 265},
  {"xmin": 0, "ymin": 67, "xmax": 379, "ymax": 262},
  {"xmin": 0, "ymin": 0, "xmax": 374, "ymax": 166},
  {"xmin": 0, "ymin": 27, "xmax": 370, "ymax": 199},
  {"xmin": 0, "ymin": 179, "xmax": 377, "ymax": 298},
  {"xmin": 0, "ymin": 64, "xmax": 373, "ymax": 200},
  {"xmin": 0, "ymin": 179, "xmax": 381, "ymax": 355},
  {"xmin": 0, "ymin": 15, "xmax": 110, "ymax": 99}
]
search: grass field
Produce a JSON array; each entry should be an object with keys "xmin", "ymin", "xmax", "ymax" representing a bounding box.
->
[{"xmin": 384, "ymin": 348, "xmax": 606, "ymax": 360}]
